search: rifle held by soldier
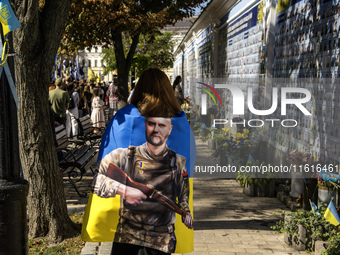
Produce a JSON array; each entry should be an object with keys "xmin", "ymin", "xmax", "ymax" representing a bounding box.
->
[{"xmin": 107, "ymin": 163, "xmax": 189, "ymax": 217}]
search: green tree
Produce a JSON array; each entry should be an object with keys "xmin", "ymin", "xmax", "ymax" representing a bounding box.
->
[
  {"xmin": 102, "ymin": 32, "xmax": 175, "ymax": 78},
  {"xmin": 12, "ymin": 0, "xmax": 78, "ymax": 243},
  {"xmin": 63, "ymin": 0, "xmax": 206, "ymax": 106},
  {"xmin": 133, "ymin": 32, "xmax": 175, "ymax": 76}
]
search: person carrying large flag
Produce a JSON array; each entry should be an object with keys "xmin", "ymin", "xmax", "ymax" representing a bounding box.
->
[{"xmin": 82, "ymin": 68, "xmax": 195, "ymax": 254}]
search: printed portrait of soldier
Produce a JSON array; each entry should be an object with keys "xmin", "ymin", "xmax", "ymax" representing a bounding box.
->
[{"xmin": 93, "ymin": 117, "xmax": 193, "ymax": 254}]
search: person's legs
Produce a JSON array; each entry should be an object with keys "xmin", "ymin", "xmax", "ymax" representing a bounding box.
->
[
  {"xmin": 108, "ymin": 102, "xmax": 114, "ymax": 121},
  {"xmin": 139, "ymin": 246, "xmax": 169, "ymax": 255},
  {"xmin": 65, "ymin": 111, "xmax": 71, "ymax": 137},
  {"xmin": 111, "ymin": 242, "xmax": 138, "ymax": 255},
  {"xmin": 70, "ymin": 109, "xmax": 79, "ymax": 139}
]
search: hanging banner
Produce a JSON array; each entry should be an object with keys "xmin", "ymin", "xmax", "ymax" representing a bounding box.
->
[{"xmin": 0, "ymin": 0, "xmax": 21, "ymax": 36}]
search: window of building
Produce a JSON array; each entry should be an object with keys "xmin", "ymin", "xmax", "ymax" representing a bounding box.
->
[
  {"xmin": 95, "ymin": 60, "xmax": 98, "ymax": 67},
  {"xmin": 88, "ymin": 60, "xmax": 91, "ymax": 67}
]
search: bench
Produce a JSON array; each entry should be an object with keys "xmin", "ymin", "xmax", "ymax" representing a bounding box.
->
[
  {"xmin": 55, "ymin": 124, "xmax": 99, "ymax": 197},
  {"xmin": 67, "ymin": 114, "xmax": 106, "ymax": 147}
]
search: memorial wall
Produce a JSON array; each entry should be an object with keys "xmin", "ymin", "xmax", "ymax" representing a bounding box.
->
[{"xmin": 173, "ymin": 0, "xmax": 339, "ymax": 164}]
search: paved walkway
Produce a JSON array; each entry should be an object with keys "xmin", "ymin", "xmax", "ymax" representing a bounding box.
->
[{"xmin": 66, "ymin": 140, "xmax": 312, "ymax": 255}]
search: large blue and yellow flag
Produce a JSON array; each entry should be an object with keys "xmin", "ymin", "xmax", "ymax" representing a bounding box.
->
[
  {"xmin": 324, "ymin": 200, "xmax": 340, "ymax": 226},
  {"xmin": 81, "ymin": 104, "xmax": 196, "ymax": 254},
  {"xmin": 0, "ymin": 0, "xmax": 21, "ymax": 36}
]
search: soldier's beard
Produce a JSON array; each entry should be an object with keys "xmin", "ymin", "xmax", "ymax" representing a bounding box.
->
[{"xmin": 146, "ymin": 132, "xmax": 169, "ymax": 147}]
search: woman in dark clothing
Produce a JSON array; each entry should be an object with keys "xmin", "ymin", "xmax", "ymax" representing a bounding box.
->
[
  {"xmin": 84, "ymin": 85, "xmax": 93, "ymax": 115},
  {"xmin": 173, "ymin": 76, "xmax": 184, "ymax": 106}
]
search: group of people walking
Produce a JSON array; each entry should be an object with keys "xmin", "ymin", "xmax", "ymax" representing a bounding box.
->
[
  {"xmin": 49, "ymin": 73, "xmax": 183, "ymax": 140},
  {"xmin": 49, "ymin": 76, "xmax": 119, "ymax": 139}
]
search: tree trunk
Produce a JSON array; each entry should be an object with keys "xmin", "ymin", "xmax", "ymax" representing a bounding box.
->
[
  {"xmin": 12, "ymin": 0, "xmax": 77, "ymax": 242},
  {"xmin": 113, "ymin": 32, "xmax": 139, "ymax": 106}
]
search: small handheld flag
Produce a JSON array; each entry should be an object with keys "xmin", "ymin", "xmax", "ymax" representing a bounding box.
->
[
  {"xmin": 247, "ymin": 154, "xmax": 255, "ymax": 163},
  {"xmin": 324, "ymin": 200, "xmax": 340, "ymax": 226},
  {"xmin": 309, "ymin": 200, "xmax": 321, "ymax": 216}
]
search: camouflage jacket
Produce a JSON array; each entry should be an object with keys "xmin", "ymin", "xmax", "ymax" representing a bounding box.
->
[{"xmin": 92, "ymin": 143, "xmax": 190, "ymax": 253}]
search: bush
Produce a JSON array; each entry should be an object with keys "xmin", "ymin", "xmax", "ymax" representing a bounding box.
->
[{"xmin": 272, "ymin": 209, "xmax": 340, "ymax": 252}]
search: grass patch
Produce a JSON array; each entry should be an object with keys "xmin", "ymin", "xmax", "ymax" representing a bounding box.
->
[{"xmin": 28, "ymin": 214, "xmax": 85, "ymax": 255}]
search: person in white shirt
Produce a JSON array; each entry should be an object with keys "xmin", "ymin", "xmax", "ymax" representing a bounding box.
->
[{"xmin": 66, "ymin": 83, "xmax": 79, "ymax": 140}]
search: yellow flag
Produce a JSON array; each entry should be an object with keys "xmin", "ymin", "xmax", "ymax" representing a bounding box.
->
[{"xmin": 88, "ymin": 68, "xmax": 97, "ymax": 81}]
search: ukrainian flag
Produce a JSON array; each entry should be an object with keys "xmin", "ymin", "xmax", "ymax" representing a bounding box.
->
[
  {"xmin": 82, "ymin": 104, "xmax": 195, "ymax": 253},
  {"xmin": 324, "ymin": 200, "xmax": 340, "ymax": 226},
  {"xmin": 87, "ymin": 67, "xmax": 97, "ymax": 81},
  {"xmin": 0, "ymin": 0, "xmax": 21, "ymax": 36},
  {"xmin": 310, "ymin": 200, "xmax": 321, "ymax": 216}
]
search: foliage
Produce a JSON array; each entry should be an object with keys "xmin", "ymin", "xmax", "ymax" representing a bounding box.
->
[
  {"xmin": 28, "ymin": 214, "xmax": 84, "ymax": 254},
  {"xmin": 181, "ymin": 96, "xmax": 191, "ymax": 112},
  {"xmin": 132, "ymin": 32, "xmax": 175, "ymax": 76},
  {"xmin": 236, "ymin": 160, "xmax": 276, "ymax": 187},
  {"xmin": 317, "ymin": 179, "xmax": 340, "ymax": 191},
  {"xmin": 191, "ymin": 122, "xmax": 201, "ymax": 136},
  {"xmin": 101, "ymin": 47, "xmax": 116, "ymax": 76},
  {"xmin": 199, "ymin": 126, "xmax": 215, "ymax": 142},
  {"xmin": 212, "ymin": 128, "xmax": 251, "ymax": 161},
  {"xmin": 63, "ymin": 0, "xmax": 207, "ymax": 101},
  {"xmin": 272, "ymin": 209, "xmax": 340, "ymax": 252},
  {"xmin": 102, "ymin": 32, "xmax": 175, "ymax": 76},
  {"xmin": 323, "ymin": 232, "xmax": 340, "ymax": 254},
  {"xmin": 311, "ymin": 168, "xmax": 340, "ymax": 192},
  {"xmin": 286, "ymin": 150, "xmax": 313, "ymax": 165},
  {"xmin": 63, "ymin": 0, "xmax": 204, "ymax": 52},
  {"xmin": 189, "ymin": 104, "xmax": 201, "ymax": 127}
]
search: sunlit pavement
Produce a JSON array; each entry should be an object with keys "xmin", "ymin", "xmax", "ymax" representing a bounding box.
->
[{"xmin": 75, "ymin": 140, "xmax": 312, "ymax": 255}]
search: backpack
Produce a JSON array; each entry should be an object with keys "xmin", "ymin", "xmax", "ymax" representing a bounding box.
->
[{"xmin": 69, "ymin": 96, "xmax": 75, "ymax": 109}]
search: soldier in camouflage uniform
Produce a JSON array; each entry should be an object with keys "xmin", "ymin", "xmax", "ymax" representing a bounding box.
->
[{"xmin": 93, "ymin": 117, "xmax": 193, "ymax": 255}]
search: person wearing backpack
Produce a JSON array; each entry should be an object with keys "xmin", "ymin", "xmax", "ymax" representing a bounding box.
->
[
  {"xmin": 66, "ymin": 83, "xmax": 79, "ymax": 139},
  {"xmin": 86, "ymin": 69, "xmax": 195, "ymax": 255}
]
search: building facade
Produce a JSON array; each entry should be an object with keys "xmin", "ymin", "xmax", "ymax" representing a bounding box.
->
[{"xmin": 78, "ymin": 46, "xmax": 115, "ymax": 82}]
